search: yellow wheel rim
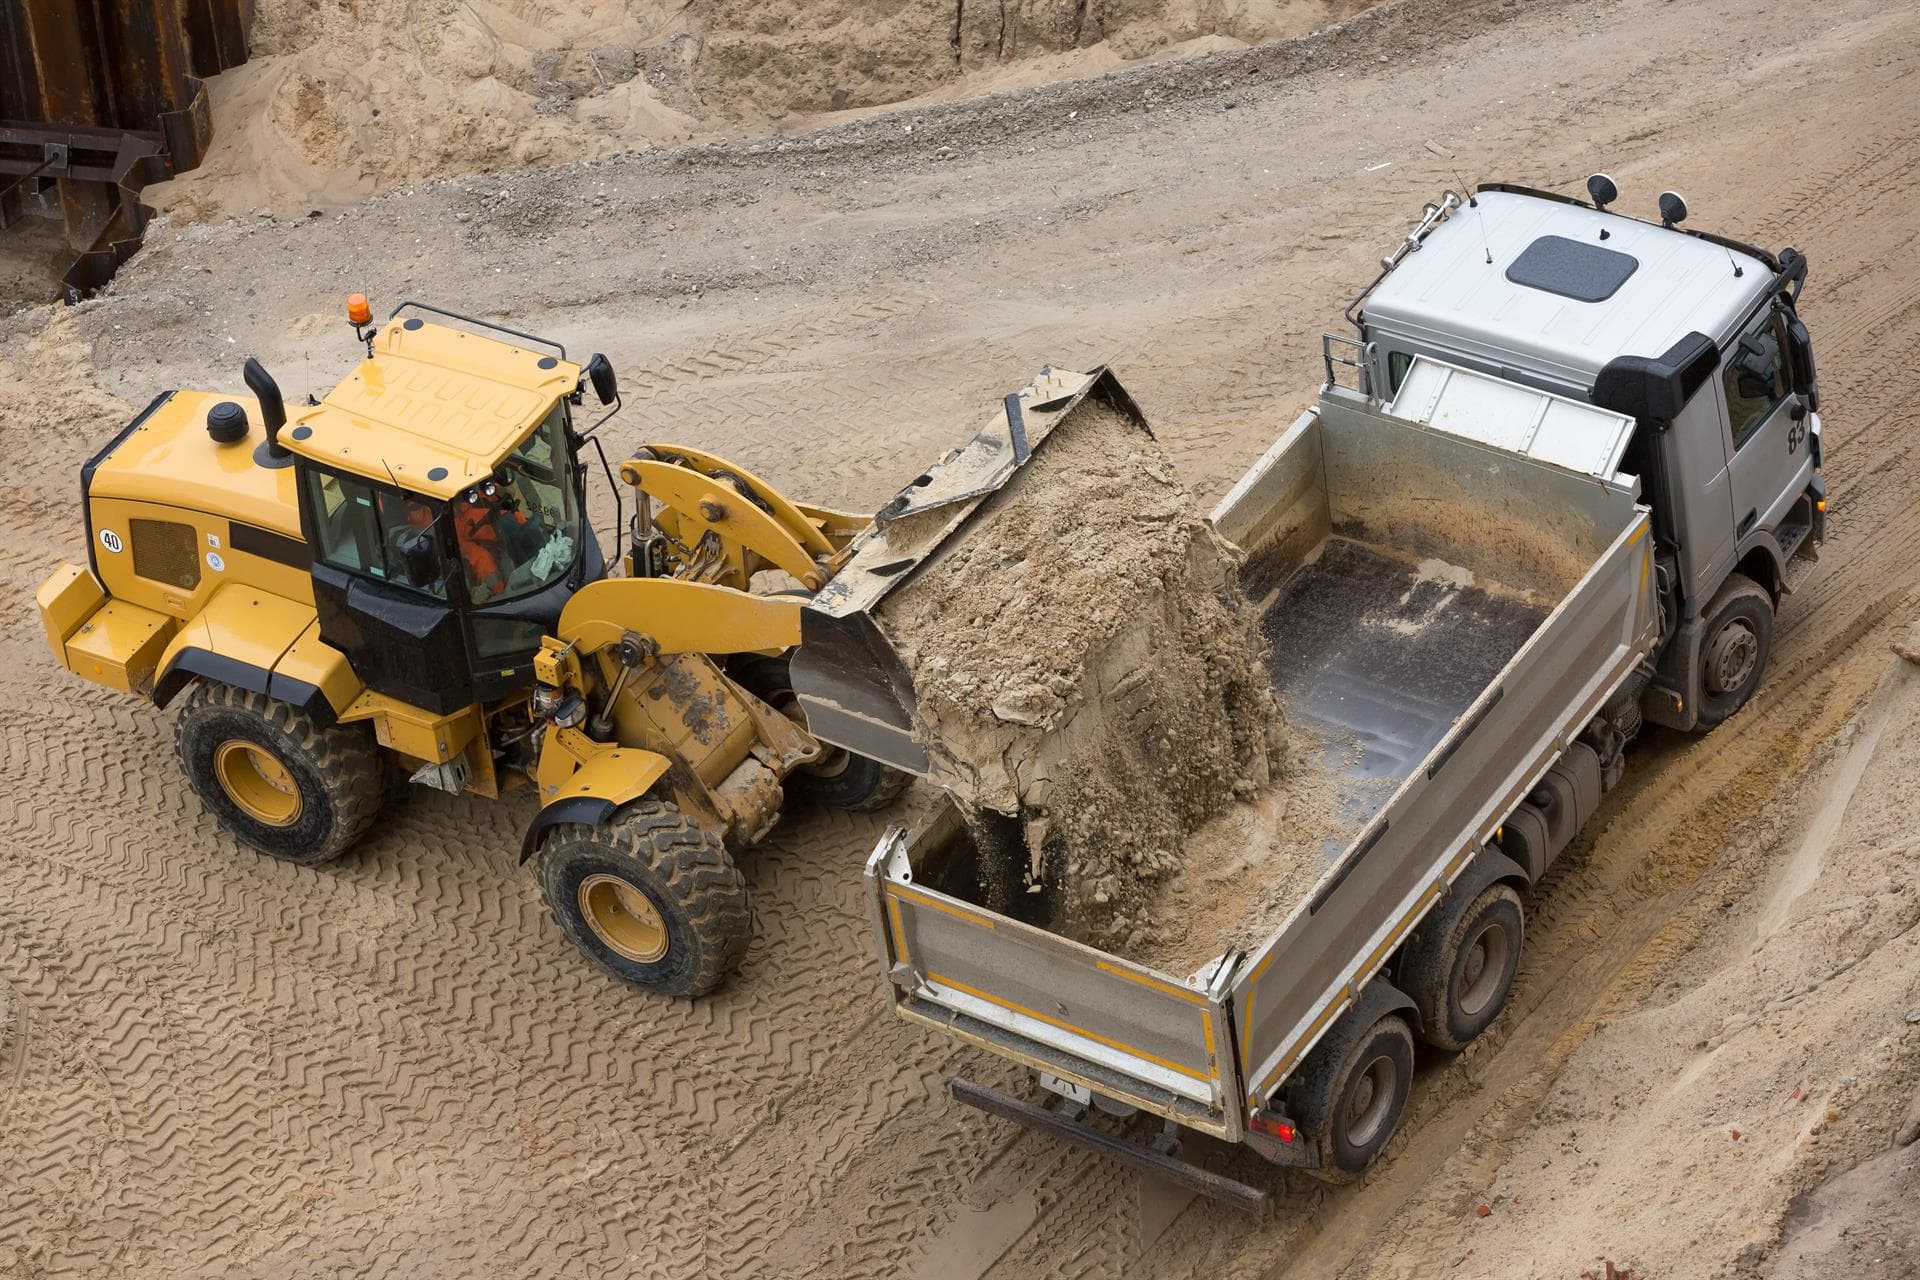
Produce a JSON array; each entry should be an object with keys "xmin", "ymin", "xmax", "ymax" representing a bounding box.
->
[
  {"xmin": 578, "ymin": 873, "xmax": 669, "ymax": 964},
  {"xmin": 214, "ymin": 739, "xmax": 303, "ymax": 828}
]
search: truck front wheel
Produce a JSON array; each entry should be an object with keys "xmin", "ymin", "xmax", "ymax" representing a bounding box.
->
[
  {"xmin": 536, "ymin": 800, "xmax": 750, "ymax": 997},
  {"xmin": 1400, "ymin": 883, "xmax": 1524, "ymax": 1051},
  {"xmin": 1696, "ymin": 572, "xmax": 1774, "ymax": 727},
  {"xmin": 174, "ymin": 682, "xmax": 382, "ymax": 865},
  {"xmin": 1292, "ymin": 1011, "xmax": 1416, "ymax": 1180}
]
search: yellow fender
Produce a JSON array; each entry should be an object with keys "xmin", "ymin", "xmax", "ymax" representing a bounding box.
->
[
  {"xmin": 152, "ymin": 584, "xmax": 361, "ymax": 724},
  {"xmin": 557, "ymin": 578, "xmax": 803, "ymax": 658},
  {"xmin": 522, "ymin": 726, "xmax": 674, "ymax": 861}
]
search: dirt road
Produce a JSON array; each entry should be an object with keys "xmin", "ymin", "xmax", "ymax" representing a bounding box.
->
[{"xmin": 4, "ymin": 0, "xmax": 1919, "ymax": 1274}]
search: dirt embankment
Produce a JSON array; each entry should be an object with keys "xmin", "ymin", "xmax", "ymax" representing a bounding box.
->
[
  {"xmin": 878, "ymin": 398, "xmax": 1284, "ymax": 950},
  {"xmin": 143, "ymin": 0, "xmax": 1386, "ymax": 219}
]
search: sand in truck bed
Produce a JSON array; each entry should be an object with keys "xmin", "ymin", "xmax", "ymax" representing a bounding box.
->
[{"xmin": 876, "ymin": 400, "xmax": 1291, "ymax": 951}]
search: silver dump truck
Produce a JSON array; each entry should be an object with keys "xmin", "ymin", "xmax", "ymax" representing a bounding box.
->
[{"xmin": 848, "ymin": 179, "xmax": 1827, "ymax": 1209}]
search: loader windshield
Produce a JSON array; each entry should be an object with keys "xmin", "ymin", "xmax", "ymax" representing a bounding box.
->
[{"xmin": 456, "ymin": 401, "xmax": 581, "ymax": 603}]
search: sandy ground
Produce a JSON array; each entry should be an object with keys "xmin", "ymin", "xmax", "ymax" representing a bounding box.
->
[{"xmin": 3, "ymin": 0, "xmax": 1920, "ymax": 1274}]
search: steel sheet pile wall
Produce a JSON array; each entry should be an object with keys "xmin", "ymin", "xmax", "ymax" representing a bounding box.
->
[{"xmin": 1, "ymin": 0, "xmax": 253, "ymax": 298}]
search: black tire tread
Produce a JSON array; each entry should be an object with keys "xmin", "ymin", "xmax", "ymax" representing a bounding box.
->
[
  {"xmin": 1695, "ymin": 571, "xmax": 1774, "ymax": 729},
  {"xmin": 1400, "ymin": 883, "xmax": 1524, "ymax": 1051},
  {"xmin": 1290, "ymin": 1010, "xmax": 1416, "ymax": 1182},
  {"xmin": 173, "ymin": 681, "xmax": 382, "ymax": 865},
  {"xmin": 538, "ymin": 800, "xmax": 750, "ymax": 997}
]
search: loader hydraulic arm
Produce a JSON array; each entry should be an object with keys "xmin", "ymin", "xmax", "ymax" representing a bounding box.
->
[{"xmin": 621, "ymin": 445, "xmax": 867, "ymax": 593}]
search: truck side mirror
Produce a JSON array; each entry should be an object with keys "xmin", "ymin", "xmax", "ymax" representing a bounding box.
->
[
  {"xmin": 583, "ymin": 353, "xmax": 618, "ymax": 406},
  {"xmin": 1784, "ymin": 315, "xmax": 1819, "ymax": 410}
]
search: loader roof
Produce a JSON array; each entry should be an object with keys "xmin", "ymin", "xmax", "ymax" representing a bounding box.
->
[
  {"xmin": 1361, "ymin": 188, "xmax": 1775, "ymax": 390},
  {"xmin": 283, "ymin": 318, "xmax": 581, "ymax": 501}
]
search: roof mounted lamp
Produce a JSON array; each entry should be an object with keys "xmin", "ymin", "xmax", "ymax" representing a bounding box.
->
[
  {"xmin": 1658, "ymin": 190, "xmax": 1689, "ymax": 228},
  {"xmin": 1586, "ymin": 172, "xmax": 1619, "ymax": 211},
  {"xmin": 347, "ymin": 292, "xmax": 375, "ymax": 356}
]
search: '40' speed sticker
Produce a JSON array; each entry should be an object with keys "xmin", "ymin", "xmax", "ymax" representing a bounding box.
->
[{"xmin": 99, "ymin": 529, "xmax": 123, "ymax": 553}]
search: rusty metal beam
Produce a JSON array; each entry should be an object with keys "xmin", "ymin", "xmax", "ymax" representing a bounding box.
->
[{"xmin": 1, "ymin": 0, "xmax": 254, "ymax": 300}]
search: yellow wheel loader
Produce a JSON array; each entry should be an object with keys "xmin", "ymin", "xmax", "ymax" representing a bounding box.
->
[{"xmin": 33, "ymin": 297, "xmax": 979, "ymax": 996}]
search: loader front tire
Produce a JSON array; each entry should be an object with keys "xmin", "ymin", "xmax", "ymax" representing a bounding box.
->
[
  {"xmin": 731, "ymin": 654, "xmax": 910, "ymax": 812},
  {"xmin": 174, "ymin": 682, "xmax": 382, "ymax": 865},
  {"xmin": 536, "ymin": 800, "xmax": 750, "ymax": 997}
]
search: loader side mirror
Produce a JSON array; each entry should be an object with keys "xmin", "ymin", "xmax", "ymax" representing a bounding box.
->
[
  {"xmin": 399, "ymin": 528, "xmax": 442, "ymax": 588},
  {"xmin": 583, "ymin": 353, "xmax": 618, "ymax": 406}
]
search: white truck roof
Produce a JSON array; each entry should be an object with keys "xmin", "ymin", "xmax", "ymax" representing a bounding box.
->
[{"xmin": 1361, "ymin": 189, "xmax": 1774, "ymax": 390}]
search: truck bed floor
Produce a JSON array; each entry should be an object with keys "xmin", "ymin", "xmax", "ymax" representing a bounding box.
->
[{"xmin": 1259, "ymin": 538, "xmax": 1549, "ymax": 851}]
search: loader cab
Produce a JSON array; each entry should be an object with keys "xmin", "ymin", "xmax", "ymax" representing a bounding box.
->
[{"xmin": 283, "ymin": 307, "xmax": 612, "ymax": 715}]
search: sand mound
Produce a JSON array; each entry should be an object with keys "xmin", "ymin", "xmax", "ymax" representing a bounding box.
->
[
  {"xmin": 143, "ymin": 0, "xmax": 1388, "ymax": 218},
  {"xmin": 878, "ymin": 400, "xmax": 1281, "ymax": 946}
]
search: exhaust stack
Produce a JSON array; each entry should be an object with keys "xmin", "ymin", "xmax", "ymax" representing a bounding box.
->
[{"xmin": 243, "ymin": 357, "xmax": 290, "ymax": 462}]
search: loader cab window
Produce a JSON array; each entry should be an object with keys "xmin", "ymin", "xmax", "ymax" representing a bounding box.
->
[
  {"xmin": 1723, "ymin": 311, "xmax": 1792, "ymax": 450},
  {"xmin": 457, "ymin": 401, "xmax": 581, "ymax": 605},
  {"xmin": 304, "ymin": 470, "xmax": 452, "ymax": 600}
]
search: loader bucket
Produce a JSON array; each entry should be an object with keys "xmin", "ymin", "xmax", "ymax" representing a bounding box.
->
[{"xmin": 789, "ymin": 366, "xmax": 1152, "ymax": 780}]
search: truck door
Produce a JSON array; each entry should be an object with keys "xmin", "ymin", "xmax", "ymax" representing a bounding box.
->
[
  {"xmin": 1666, "ymin": 383, "xmax": 1738, "ymax": 605},
  {"xmin": 1720, "ymin": 306, "xmax": 1814, "ymax": 553}
]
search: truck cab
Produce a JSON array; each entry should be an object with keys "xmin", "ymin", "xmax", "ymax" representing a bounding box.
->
[{"xmin": 1351, "ymin": 181, "xmax": 1824, "ymax": 730}]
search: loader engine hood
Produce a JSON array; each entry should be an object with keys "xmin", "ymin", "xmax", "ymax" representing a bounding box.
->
[{"xmin": 790, "ymin": 366, "xmax": 1150, "ymax": 779}]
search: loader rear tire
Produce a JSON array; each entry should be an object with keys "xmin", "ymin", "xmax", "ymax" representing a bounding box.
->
[
  {"xmin": 174, "ymin": 682, "xmax": 382, "ymax": 866},
  {"xmin": 732, "ymin": 654, "xmax": 911, "ymax": 812},
  {"xmin": 536, "ymin": 800, "xmax": 750, "ymax": 997}
]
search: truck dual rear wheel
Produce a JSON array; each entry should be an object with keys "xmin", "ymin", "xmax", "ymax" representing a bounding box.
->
[
  {"xmin": 536, "ymin": 800, "xmax": 750, "ymax": 997},
  {"xmin": 1401, "ymin": 883, "xmax": 1525, "ymax": 1052},
  {"xmin": 1695, "ymin": 572, "xmax": 1774, "ymax": 728},
  {"xmin": 1291, "ymin": 1011, "xmax": 1416, "ymax": 1180},
  {"xmin": 731, "ymin": 654, "xmax": 911, "ymax": 812},
  {"xmin": 174, "ymin": 683, "xmax": 383, "ymax": 865}
]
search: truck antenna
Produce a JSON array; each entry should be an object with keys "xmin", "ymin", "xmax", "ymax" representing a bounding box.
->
[
  {"xmin": 1452, "ymin": 167, "xmax": 1492, "ymax": 264},
  {"xmin": 1724, "ymin": 244, "xmax": 1744, "ymax": 278}
]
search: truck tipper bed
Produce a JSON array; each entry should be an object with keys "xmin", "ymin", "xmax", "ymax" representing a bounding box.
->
[{"xmin": 865, "ymin": 358, "xmax": 1655, "ymax": 1200}]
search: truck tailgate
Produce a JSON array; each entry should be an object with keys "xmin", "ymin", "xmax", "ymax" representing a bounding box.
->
[{"xmin": 867, "ymin": 810, "xmax": 1242, "ymax": 1138}]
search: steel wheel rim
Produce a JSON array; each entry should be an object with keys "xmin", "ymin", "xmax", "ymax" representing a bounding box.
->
[
  {"xmin": 214, "ymin": 739, "xmax": 303, "ymax": 827},
  {"xmin": 578, "ymin": 873, "xmax": 669, "ymax": 964},
  {"xmin": 1458, "ymin": 919, "xmax": 1512, "ymax": 1017},
  {"xmin": 1344, "ymin": 1052, "xmax": 1398, "ymax": 1148},
  {"xmin": 1705, "ymin": 618, "xmax": 1759, "ymax": 695}
]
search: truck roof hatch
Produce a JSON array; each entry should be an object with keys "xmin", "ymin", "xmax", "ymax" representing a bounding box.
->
[{"xmin": 1386, "ymin": 355, "xmax": 1636, "ymax": 485}]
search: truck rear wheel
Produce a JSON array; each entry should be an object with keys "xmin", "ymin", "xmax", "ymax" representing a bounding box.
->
[
  {"xmin": 536, "ymin": 800, "xmax": 750, "ymax": 997},
  {"xmin": 1291, "ymin": 1010, "xmax": 1416, "ymax": 1180},
  {"xmin": 174, "ymin": 682, "xmax": 382, "ymax": 865},
  {"xmin": 1400, "ymin": 883, "xmax": 1524, "ymax": 1051},
  {"xmin": 1696, "ymin": 572, "xmax": 1773, "ymax": 728},
  {"xmin": 731, "ymin": 654, "xmax": 910, "ymax": 812}
]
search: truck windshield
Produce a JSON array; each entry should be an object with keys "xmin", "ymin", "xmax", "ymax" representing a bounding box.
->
[{"xmin": 455, "ymin": 401, "xmax": 580, "ymax": 603}]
